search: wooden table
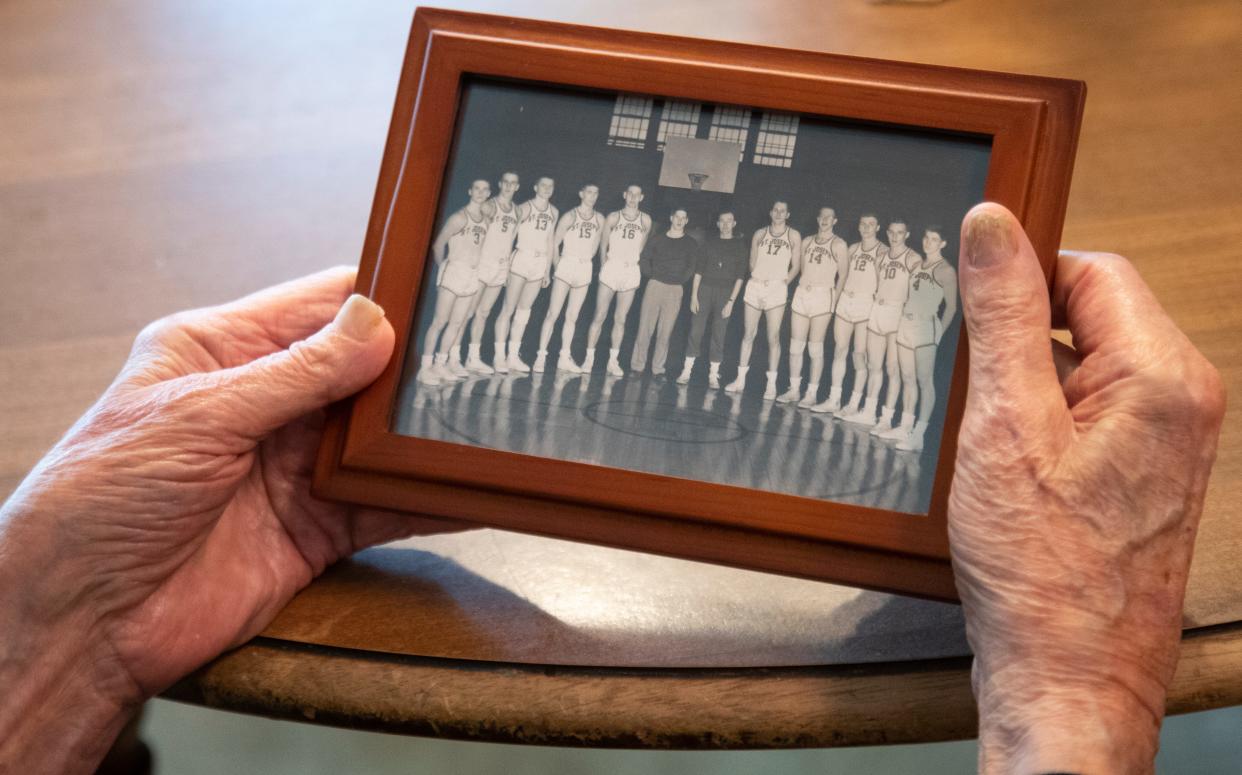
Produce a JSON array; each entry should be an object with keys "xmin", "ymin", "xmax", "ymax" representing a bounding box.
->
[{"xmin": 4, "ymin": 0, "xmax": 1241, "ymax": 748}]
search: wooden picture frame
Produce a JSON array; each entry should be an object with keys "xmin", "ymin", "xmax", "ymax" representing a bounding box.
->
[{"xmin": 313, "ymin": 7, "xmax": 1085, "ymax": 601}]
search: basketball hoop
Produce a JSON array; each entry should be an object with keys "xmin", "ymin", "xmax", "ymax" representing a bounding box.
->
[{"xmin": 687, "ymin": 172, "xmax": 710, "ymax": 192}]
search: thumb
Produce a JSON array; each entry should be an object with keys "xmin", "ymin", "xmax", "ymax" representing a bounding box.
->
[
  {"xmin": 214, "ymin": 294, "xmax": 396, "ymax": 440},
  {"xmin": 959, "ymin": 203, "xmax": 1067, "ymax": 437}
]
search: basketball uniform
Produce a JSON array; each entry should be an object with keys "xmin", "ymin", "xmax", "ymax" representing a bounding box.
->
[
  {"xmin": 598, "ymin": 210, "xmax": 646, "ymax": 293},
  {"xmin": 835, "ymin": 242, "xmax": 884, "ymax": 323},
  {"xmin": 477, "ymin": 198, "xmax": 519, "ymax": 288},
  {"xmin": 743, "ymin": 226, "xmax": 795, "ymax": 311},
  {"xmin": 791, "ymin": 235, "xmax": 843, "ymax": 318},
  {"xmin": 868, "ymin": 247, "xmax": 914, "ymax": 335},
  {"xmin": 553, "ymin": 208, "xmax": 603, "ymax": 288},
  {"xmin": 509, "ymin": 200, "xmax": 557, "ymax": 281},
  {"xmin": 897, "ymin": 260, "xmax": 947, "ymax": 349},
  {"xmin": 436, "ymin": 210, "xmax": 486, "ymax": 297}
]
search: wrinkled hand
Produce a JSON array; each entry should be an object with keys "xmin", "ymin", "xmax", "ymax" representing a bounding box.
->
[
  {"xmin": 1, "ymin": 268, "xmax": 461, "ymax": 734},
  {"xmin": 950, "ymin": 204, "xmax": 1225, "ymax": 774}
]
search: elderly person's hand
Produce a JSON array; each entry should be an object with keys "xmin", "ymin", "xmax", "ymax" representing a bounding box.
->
[
  {"xmin": 0, "ymin": 267, "xmax": 458, "ymax": 772},
  {"xmin": 951, "ymin": 204, "xmax": 1225, "ymax": 774}
]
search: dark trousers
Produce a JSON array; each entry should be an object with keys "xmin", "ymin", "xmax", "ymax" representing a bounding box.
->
[{"xmin": 686, "ymin": 282, "xmax": 732, "ymax": 363}]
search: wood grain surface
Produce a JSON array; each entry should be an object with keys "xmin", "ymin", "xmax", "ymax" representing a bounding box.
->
[{"xmin": 3, "ymin": 0, "xmax": 1240, "ymax": 747}]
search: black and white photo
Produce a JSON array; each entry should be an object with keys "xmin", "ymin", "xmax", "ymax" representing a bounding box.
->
[{"xmin": 394, "ymin": 77, "xmax": 988, "ymax": 515}]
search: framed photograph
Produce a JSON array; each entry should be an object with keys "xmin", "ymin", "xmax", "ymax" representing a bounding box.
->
[{"xmin": 314, "ymin": 7, "xmax": 1085, "ymax": 601}]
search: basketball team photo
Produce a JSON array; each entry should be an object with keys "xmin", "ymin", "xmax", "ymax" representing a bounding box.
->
[{"xmin": 393, "ymin": 76, "xmax": 989, "ymax": 516}]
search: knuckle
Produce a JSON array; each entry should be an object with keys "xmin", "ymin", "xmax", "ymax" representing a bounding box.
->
[
  {"xmin": 285, "ymin": 338, "xmax": 335, "ymax": 381},
  {"xmin": 1082, "ymin": 250, "xmax": 1130, "ymax": 268},
  {"xmin": 133, "ymin": 315, "xmax": 180, "ymax": 350},
  {"xmin": 133, "ymin": 311, "xmax": 200, "ymax": 354},
  {"xmin": 1133, "ymin": 353, "xmax": 1226, "ymax": 431},
  {"xmin": 1181, "ymin": 356, "xmax": 1227, "ymax": 426}
]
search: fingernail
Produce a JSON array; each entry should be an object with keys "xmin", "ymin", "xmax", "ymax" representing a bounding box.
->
[
  {"xmin": 335, "ymin": 294, "xmax": 386, "ymax": 339},
  {"xmin": 963, "ymin": 208, "xmax": 1016, "ymax": 269}
]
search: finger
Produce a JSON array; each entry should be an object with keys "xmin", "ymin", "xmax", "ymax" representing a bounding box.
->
[
  {"xmin": 202, "ymin": 266, "xmax": 362, "ymax": 356},
  {"xmin": 1051, "ymin": 251, "xmax": 1180, "ymax": 361},
  {"xmin": 211, "ymin": 294, "xmax": 396, "ymax": 440},
  {"xmin": 126, "ymin": 266, "xmax": 364, "ymax": 382},
  {"xmin": 958, "ymin": 203, "xmax": 1068, "ymax": 435}
]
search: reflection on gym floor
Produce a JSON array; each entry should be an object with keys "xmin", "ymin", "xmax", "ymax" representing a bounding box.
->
[{"xmin": 394, "ymin": 370, "xmax": 936, "ymax": 514}]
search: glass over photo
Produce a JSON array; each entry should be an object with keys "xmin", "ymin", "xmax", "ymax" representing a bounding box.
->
[{"xmin": 394, "ymin": 77, "xmax": 989, "ymax": 516}]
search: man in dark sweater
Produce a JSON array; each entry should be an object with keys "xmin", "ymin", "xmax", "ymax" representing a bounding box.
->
[
  {"xmin": 677, "ymin": 211, "xmax": 748, "ymax": 387},
  {"xmin": 630, "ymin": 208, "xmax": 698, "ymax": 375}
]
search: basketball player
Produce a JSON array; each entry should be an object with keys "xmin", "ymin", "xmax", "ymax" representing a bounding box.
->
[
  {"xmin": 584, "ymin": 185, "xmax": 651, "ymax": 376},
  {"xmin": 462, "ymin": 171, "xmax": 520, "ymax": 374},
  {"xmin": 811, "ymin": 214, "xmax": 885, "ymax": 415},
  {"xmin": 416, "ymin": 179, "xmax": 490, "ymax": 386},
  {"xmin": 844, "ymin": 220, "xmax": 920, "ymax": 428},
  {"xmin": 725, "ymin": 201, "xmax": 802, "ymax": 400},
  {"xmin": 777, "ymin": 207, "xmax": 847, "ymax": 406},
  {"xmin": 493, "ymin": 177, "xmax": 558, "ymax": 373},
  {"xmin": 533, "ymin": 183, "xmax": 603, "ymax": 372},
  {"xmin": 879, "ymin": 226, "xmax": 958, "ymax": 451}
]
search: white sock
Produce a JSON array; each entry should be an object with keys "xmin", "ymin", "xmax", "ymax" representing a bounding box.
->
[
  {"xmin": 766, "ymin": 369, "xmax": 777, "ymax": 383},
  {"xmin": 682, "ymin": 356, "xmax": 696, "ymax": 373},
  {"xmin": 709, "ymin": 361, "xmax": 720, "ymax": 376},
  {"xmin": 434, "ymin": 352, "xmax": 448, "ymax": 365},
  {"xmin": 736, "ymin": 365, "xmax": 750, "ymax": 380},
  {"xmin": 421, "ymin": 354, "xmax": 433, "ymax": 369},
  {"xmin": 609, "ymin": 347, "xmax": 620, "ymax": 362},
  {"xmin": 586, "ymin": 347, "xmax": 595, "ymax": 361},
  {"xmin": 468, "ymin": 343, "xmax": 481, "ymax": 360},
  {"xmin": 494, "ymin": 340, "xmax": 506, "ymax": 360}
]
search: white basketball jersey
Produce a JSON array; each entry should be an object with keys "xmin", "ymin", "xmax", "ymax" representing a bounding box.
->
[
  {"xmin": 561, "ymin": 208, "xmax": 603, "ymax": 261},
  {"xmin": 801, "ymin": 235, "xmax": 843, "ymax": 286},
  {"xmin": 515, "ymin": 200, "xmax": 556, "ymax": 253},
  {"xmin": 607, "ymin": 211, "xmax": 646, "ymax": 265},
  {"xmin": 448, "ymin": 210, "xmax": 487, "ymax": 267},
  {"xmin": 905, "ymin": 260, "xmax": 946, "ymax": 318},
  {"xmin": 480, "ymin": 198, "xmax": 518, "ymax": 262},
  {"xmin": 876, "ymin": 247, "xmax": 914, "ymax": 306},
  {"xmin": 752, "ymin": 226, "xmax": 795, "ymax": 281},
  {"xmin": 843, "ymin": 242, "xmax": 884, "ymax": 296}
]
